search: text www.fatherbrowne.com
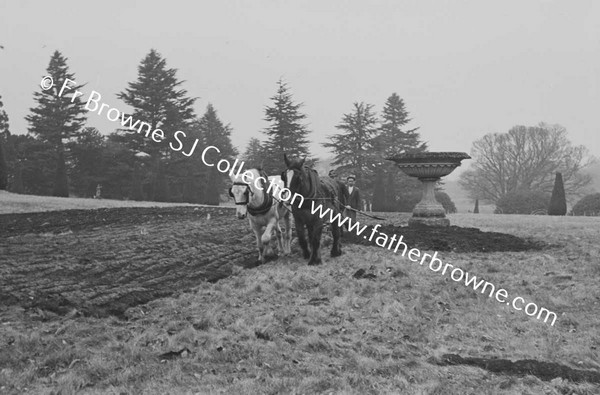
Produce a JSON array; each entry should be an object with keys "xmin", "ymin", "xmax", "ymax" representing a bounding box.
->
[{"xmin": 310, "ymin": 201, "xmax": 558, "ymax": 327}]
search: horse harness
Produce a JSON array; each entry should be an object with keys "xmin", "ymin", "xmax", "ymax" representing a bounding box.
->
[
  {"xmin": 228, "ymin": 171, "xmax": 274, "ymax": 216},
  {"xmin": 282, "ymin": 166, "xmax": 387, "ymax": 220},
  {"xmin": 282, "ymin": 166, "xmax": 338, "ymax": 206}
]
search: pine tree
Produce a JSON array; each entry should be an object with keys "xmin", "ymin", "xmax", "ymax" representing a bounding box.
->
[
  {"xmin": 262, "ymin": 79, "xmax": 311, "ymax": 174},
  {"xmin": 0, "ymin": 95, "xmax": 8, "ymax": 138},
  {"xmin": 380, "ymin": 93, "xmax": 427, "ymax": 156},
  {"xmin": 548, "ymin": 172, "xmax": 567, "ymax": 215},
  {"xmin": 0, "ymin": 96, "xmax": 8, "ymax": 190},
  {"xmin": 378, "ymin": 93, "xmax": 427, "ymax": 211},
  {"xmin": 323, "ymin": 102, "xmax": 379, "ymax": 187},
  {"xmin": 243, "ymin": 137, "xmax": 264, "ymax": 169},
  {"xmin": 117, "ymin": 49, "xmax": 196, "ymax": 200},
  {"xmin": 198, "ymin": 104, "xmax": 237, "ymax": 205},
  {"xmin": 474, "ymin": 199, "xmax": 479, "ymax": 214},
  {"xmin": 25, "ymin": 51, "xmax": 87, "ymax": 197}
]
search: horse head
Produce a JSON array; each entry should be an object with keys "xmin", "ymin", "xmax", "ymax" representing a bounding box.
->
[
  {"xmin": 282, "ymin": 154, "xmax": 317, "ymax": 206},
  {"xmin": 230, "ymin": 168, "xmax": 272, "ymax": 219},
  {"xmin": 230, "ymin": 170, "xmax": 255, "ymax": 219}
]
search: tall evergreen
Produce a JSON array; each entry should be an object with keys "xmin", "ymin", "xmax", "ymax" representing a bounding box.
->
[
  {"xmin": 262, "ymin": 79, "xmax": 311, "ymax": 174},
  {"xmin": 26, "ymin": 51, "xmax": 87, "ymax": 196},
  {"xmin": 548, "ymin": 172, "xmax": 567, "ymax": 215},
  {"xmin": 243, "ymin": 137, "xmax": 264, "ymax": 169},
  {"xmin": 380, "ymin": 93, "xmax": 427, "ymax": 156},
  {"xmin": 378, "ymin": 93, "xmax": 427, "ymax": 211},
  {"xmin": 117, "ymin": 49, "xmax": 196, "ymax": 200},
  {"xmin": 198, "ymin": 104, "xmax": 237, "ymax": 205},
  {"xmin": 323, "ymin": 102, "xmax": 379, "ymax": 187},
  {"xmin": 0, "ymin": 95, "xmax": 9, "ymax": 190},
  {"xmin": 473, "ymin": 199, "xmax": 480, "ymax": 214}
]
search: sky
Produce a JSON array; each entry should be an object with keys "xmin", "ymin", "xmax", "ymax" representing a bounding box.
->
[{"xmin": 1, "ymin": 0, "xmax": 599, "ymax": 180}]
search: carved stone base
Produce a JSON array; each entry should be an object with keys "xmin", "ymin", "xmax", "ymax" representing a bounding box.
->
[
  {"xmin": 412, "ymin": 203, "xmax": 446, "ymax": 217},
  {"xmin": 409, "ymin": 217, "xmax": 450, "ymax": 227}
]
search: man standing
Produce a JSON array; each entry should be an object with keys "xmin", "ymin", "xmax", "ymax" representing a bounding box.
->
[{"xmin": 345, "ymin": 175, "xmax": 361, "ymax": 224}]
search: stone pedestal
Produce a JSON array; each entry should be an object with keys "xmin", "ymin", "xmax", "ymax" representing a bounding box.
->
[
  {"xmin": 386, "ymin": 152, "xmax": 471, "ymax": 227},
  {"xmin": 409, "ymin": 177, "xmax": 450, "ymax": 227}
]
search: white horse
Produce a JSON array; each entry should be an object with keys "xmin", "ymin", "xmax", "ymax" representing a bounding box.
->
[{"xmin": 229, "ymin": 168, "xmax": 292, "ymax": 264}]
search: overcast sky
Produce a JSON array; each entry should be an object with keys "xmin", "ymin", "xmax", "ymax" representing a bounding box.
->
[{"xmin": 1, "ymin": 0, "xmax": 599, "ymax": 179}]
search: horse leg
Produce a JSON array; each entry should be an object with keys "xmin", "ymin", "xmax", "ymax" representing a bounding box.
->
[
  {"xmin": 331, "ymin": 219, "xmax": 343, "ymax": 257},
  {"xmin": 275, "ymin": 220, "xmax": 284, "ymax": 255},
  {"xmin": 262, "ymin": 220, "xmax": 276, "ymax": 259},
  {"xmin": 252, "ymin": 222, "xmax": 264, "ymax": 264},
  {"xmin": 283, "ymin": 211, "xmax": 292, "ymax": 255},
  {"xmin": 295, "ymin": 216, "xmax": 310, "ymax": 259},
  {"xmin": 307, "ymin": 222, "xmax": 323, "ymax": 266}
]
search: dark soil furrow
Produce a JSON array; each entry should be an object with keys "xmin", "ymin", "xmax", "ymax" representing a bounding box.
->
[{"xmin": 0, "ymin": 206, "xmax": 256, "ymax": 317}]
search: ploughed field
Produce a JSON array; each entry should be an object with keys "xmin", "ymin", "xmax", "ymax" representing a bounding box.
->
[
  {"xmin": 1, "ymin": 206, "xmax": 545, "ymax": 318},
  {"xmin": 0, "ymin": 207, "xmax": 259, "ymax": 318},
  {"xmin": 1, "ymin": 206, "xmax": 600, "ymax": 394}
]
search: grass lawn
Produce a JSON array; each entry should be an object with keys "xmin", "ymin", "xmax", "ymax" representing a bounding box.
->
[
  {"xmin": 0, "ymin": 190, "xmax": 210, "ymax": 214},
  {"xmin": 0, "ymin": 204, "xmax": 599, "ymax": 394}
]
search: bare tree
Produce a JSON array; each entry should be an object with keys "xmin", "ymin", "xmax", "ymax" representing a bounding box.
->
[{"xmin": 459, "ymin": 123, "xmax": 592, "ymax": 203}]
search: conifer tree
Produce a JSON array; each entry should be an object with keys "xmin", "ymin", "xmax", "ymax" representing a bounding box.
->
[
  {"xmin": 262, "ymin": 79, "xmax": 311, "ymax": 174},
  {"xmin": 378, "ymin": 93, "xmax": 427, "ymax": 210},
  {"xmin": 26, "ymin": 51, "xmax": 87, "ymax": 196},
  {"xmin": 243, "ymin": 137, "xmax": 264, "ymax": 169},
  {"xmin": 380, "ymin": 93, "xmax": 427, "ymax": 156},
  {"xmin": 548, "ymin": 172, "xmax": 567, "ymax": 215},
  {"xmin": 0, "ymin": 95, "xmax": 8, "ymax": 190},
  {"xmin": 118, "ymin": 49, "xmax": 196, "ymax": 200},
  {"xmin": 323, "ymin": 102, "xmax": 379, "ymax": 187},
  {"xmin": 474, "ymin": 199, "xmax": 479, "ymax": 213},
  {"xmin": 0, "ymin": 95, "xmax": 8, "ymax": 138},
  {"xmin": 198, "ymin": 104, "xmax": 237, "ymax": 205}
]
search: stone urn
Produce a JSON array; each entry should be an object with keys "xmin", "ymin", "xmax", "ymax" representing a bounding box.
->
[{"xmin": 387, "ymin": 152, "xmax": 471, "ymax": 227}]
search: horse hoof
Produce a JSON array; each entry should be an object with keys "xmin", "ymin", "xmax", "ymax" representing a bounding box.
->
[
  {"xmin": 308, "ymin": 259, "xmax": 322, "ymax": 266},
  {"xmin": 331, "ymin": 249, "xmax": 343, "ymax": 257}
]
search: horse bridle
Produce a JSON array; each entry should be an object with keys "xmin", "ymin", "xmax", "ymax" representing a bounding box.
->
[
  {"xmin": 228, "ymin": 182, "xmax": 253, "ymax": 205},
  {"xmin": 282, "ymin": 166, "xmax": 318, "ymax": 200}
]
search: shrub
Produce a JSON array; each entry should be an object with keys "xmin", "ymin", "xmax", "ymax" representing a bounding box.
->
[
  {"xmin": 495, "ymin": 190, "xmax": 550, "ymax": 214},
  {"xmin": 571, "ymin": 193, "xmax": 600, "ymax": 216},
  {"xmin": 548, "ymin": 172, "xmax": 567, "ymax": 215},
  {"xmin": 435, "ymin": 191, "xmax": 457, "ymax": 214}
]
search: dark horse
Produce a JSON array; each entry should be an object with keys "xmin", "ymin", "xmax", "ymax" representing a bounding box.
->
[{"xmin": 282, "ymin": 154, "xmax": 347, "ymax": 265}]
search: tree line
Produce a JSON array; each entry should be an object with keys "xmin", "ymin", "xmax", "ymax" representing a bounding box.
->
[
  {"xmin": 244, "ymin": 84, "xmax": 447, "ymax": 212},
  {"xmin": 3, "ymin": 49, "xmax": 589, "ymax": 213},
  {"xmin": 0, "ymin": 50, "xmax": 441, "ymax": 211}
]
